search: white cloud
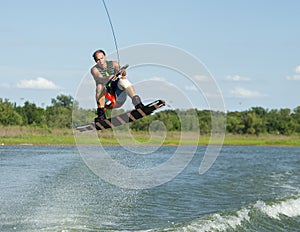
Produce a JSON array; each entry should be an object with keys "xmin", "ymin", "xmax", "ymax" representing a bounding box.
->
[
  {"xmin": 16, "ymin": 77, "xmax": 61, "ymax": 90},
  {"xmin": 147, "ymin": 76, "xmax": 166, "ymax": 81},
  {"xmin": 194, "ymin": 75, "xmax": 210, "ymax": 81},
  {"xmin": 286, "ymin": 75, "xmax": 300, "ymax": 81},
  {"xmin": 286, "ymin": 65, "xmax": 300, "ymax": 81},
  {"xmin": 230, "ymin": 87, "xmax": 266, "ymax": 98},
  {"xmin": 185, "ymin": 85, "xmax": 197, "ymax": 91},
  {"xmin": 224, "ymin": 75, "xmax": 250, "ymax": 81}
]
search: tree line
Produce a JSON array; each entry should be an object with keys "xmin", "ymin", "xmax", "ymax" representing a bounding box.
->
[
  {"xmin": 1, "ymin": 94, "xmax": 300, "ymax": 135},
  {"xmin": 0, "ymin": 95, "xmax": 74, "ymax": 129}
]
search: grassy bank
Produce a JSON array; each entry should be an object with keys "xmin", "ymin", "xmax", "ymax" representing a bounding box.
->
[
  {"xmin": 222, "ymin": 134, "xmax": 300, "ymax": 146},
  {"xmin": 0, "ymin": 126, "xmax": 299, "ymax": 146},
  {"xmin": 0, "ymin": 126, "xmax": 74, "ymax": 145}
]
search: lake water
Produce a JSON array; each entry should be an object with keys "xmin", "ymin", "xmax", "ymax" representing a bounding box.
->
[{"xmin": 0, "ymin": 145, "xmax": 299, "ymax": 231}]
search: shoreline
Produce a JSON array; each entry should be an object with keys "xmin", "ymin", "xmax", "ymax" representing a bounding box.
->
[
  {"xmin": 1, "ymin": 144, "xmax": 299, "ymax": 147},
  {"xmin": 1, "ymin": 129, "xmax": 299, "ymax": 147}
]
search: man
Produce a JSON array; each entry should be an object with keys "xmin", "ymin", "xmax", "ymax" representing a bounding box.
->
[{"xmin": 91, "ymin": 49, "xmax": 144, "ymax": 121}]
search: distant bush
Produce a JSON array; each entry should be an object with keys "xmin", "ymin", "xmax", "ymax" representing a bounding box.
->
[{"xmin": 1, "ymin": 95, "xmax": 300, "ymax": 135}]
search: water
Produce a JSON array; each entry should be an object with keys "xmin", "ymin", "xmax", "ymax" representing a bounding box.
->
[{"xmin": 0, "ymin": 145, "xmax": 299, "ymax": 231}]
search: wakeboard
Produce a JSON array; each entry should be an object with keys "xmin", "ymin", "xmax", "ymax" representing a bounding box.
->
[{"xmin": 76, "ymin": 99, "xmax": 165, "ymax": 132}]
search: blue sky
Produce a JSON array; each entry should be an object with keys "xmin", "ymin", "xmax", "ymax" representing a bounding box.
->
[{"xmin": 0, "ymin": 0, "xmax": 299, "ymax": 111}]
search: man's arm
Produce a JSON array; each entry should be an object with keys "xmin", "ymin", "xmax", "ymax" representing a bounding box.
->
[
  {"xmin": 112, "ymin": 61, "xmax": 127, "ymax": 77},
  {"xmin": 91, "ymin": 66, "xmax": 111, "ymax": 84},
  {"xmin": 112, "ymin": 61, "xmax": 120, "ymax": 72}
]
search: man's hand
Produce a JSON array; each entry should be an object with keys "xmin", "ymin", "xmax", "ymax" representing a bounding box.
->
[
  {"xmin": 111, "ymin": 74, "xmax": 118, "ymax": 81},
  {"xmin": 109, "ymin": 64, "xmax": 129, "ymax": 83},
  {"xmin": 120, "ymin": 69, "xmax": 126, "ymax": 77}
]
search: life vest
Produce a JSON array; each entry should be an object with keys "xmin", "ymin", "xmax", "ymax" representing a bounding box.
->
[
  {"xmin": 95, "ymin": 61, "xmax": 118, "ymax": 109},
  {"xmin": 95, "ymin": 60, "xmax": 116, "ymax": 77}
]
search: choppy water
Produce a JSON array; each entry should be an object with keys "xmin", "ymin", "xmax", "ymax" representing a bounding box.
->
[{"xmin": 0, "ymin": 145, "xmax": 299, "ymax": 231}]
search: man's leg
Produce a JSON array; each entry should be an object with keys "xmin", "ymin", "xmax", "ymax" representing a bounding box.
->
[
  {"xmin": 118, "ymin": 78, "xmax": 144, "ymax": 109},
  {"xmin": 96, "ymin": 84, "xmax": 107, "ymax": 120},
  {"xmin": 96, "ymin": 83, "xmax": 106, "ymax": 107}
]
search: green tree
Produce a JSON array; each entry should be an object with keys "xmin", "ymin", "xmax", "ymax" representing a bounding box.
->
[
  {"xmin": 159, "ymin": 110, "xmax": 181, "ymax": 131},
  {"xmin": 197, "ymin": 110, "xmax": 211, "ymax": 134},
  {"xmin": 16, "ymin": 101, "xmax": 46, "ymax": 126},
  {"xmin": 265, "ymin": 108, "xmax": 294, "ymax": 135},
  {"xmin": 226, "ymin": 111, "xmax": 245, "ymax": 134},
  {"xmin": 0, "ymin": 98, "xmax": 22, "ymax": 125},
  {"xmin": 243, "ymin": 111, "xmax": 263, "ymax": 135},
  {"xmin": 292, "ymin": 106, "xmax": 300, "ymax": 133},
  {"xmin": 277, "ymin": 108, "xmax": 294, "ymax": 135},
  {"xmin": 51, "ymin": 94, "xmax": 74, "ymax": 108},
  {"xmin": 46, "ymin": 95, "xmax": 74, "ymax": 128},
  {"xmin": 249, "ymin": 107, "xmax": 267, "ymax": 133},
  {"xmin": 265, "ymin": 109, "xmax": 280, "ymax": 134}
]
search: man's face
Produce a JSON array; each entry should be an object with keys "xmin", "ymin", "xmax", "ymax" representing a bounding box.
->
[{"xmin": 95, "ymin": 52, "xmax": 106, "ymax": 68}]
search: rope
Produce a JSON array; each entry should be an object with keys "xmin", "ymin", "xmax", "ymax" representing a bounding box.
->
[{"xmin": 102, "ymin": 0, "xmax": 121, "ymax": 64}]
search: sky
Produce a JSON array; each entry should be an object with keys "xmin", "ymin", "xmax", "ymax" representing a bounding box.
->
[{"xmin": 0, "ymin": 0, "xmax": 299, "ymax": 112}]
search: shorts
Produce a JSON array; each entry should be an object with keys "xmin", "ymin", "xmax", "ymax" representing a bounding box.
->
[{"xmin": 106, "ymin": 79, "xmax": 127, "ymax": 108}]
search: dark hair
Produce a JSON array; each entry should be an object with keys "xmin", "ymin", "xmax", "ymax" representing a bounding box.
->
[{"xmin": 92, "ymin": 49, "xmax": 106, "ymax": 60}]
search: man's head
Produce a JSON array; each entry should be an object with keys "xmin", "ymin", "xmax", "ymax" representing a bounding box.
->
[{"xmin": 93, "ymin": 49, "xmax": 107, "ymax": 67}]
